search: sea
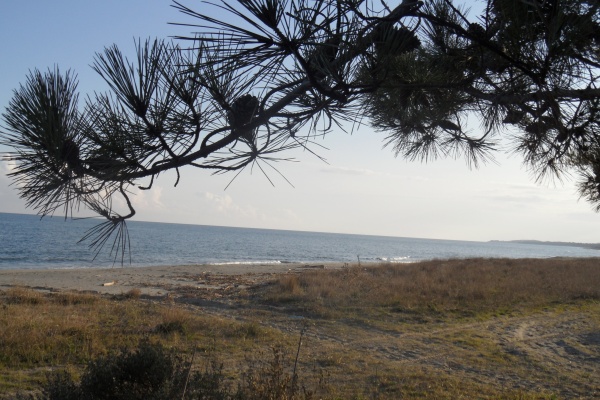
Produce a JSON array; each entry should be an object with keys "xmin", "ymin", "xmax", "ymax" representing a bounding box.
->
[{"xmin": 0, "ymin": 212, "xmax": 598, "ymax": 270}]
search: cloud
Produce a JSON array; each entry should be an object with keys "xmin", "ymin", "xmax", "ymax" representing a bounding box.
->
[
  {"xmin": 281, "ymin": 208, "xmax": 303, "ymax": 225},
  {"xmin": 475, "ymin": 180, "xmax": 579, "ymax": 209},
  {"xmin": 199, "ymin": 192, "xmax": 305, "ymax": 229},
  {"xmin": 317, "ymin": 164, "xmax": 422, "ymax": 182},
  {"xmin": 2, "ymin": 158, "xmax": 15, "ymax": 171},
  {"xmin": 0, "ymin": 158, "xmax": 16, "ymax": 178},
  {"xmin": 130, "ymin": 185, "xmax": 164, "ymax": 210},
  {"xmin": 319, "ymin": 165, "xmax": 377, "ymax": 176},
  {"xmin": 0, "ymin": 159, "xmax": 17, "ymax": 190},
  {"xmin": 202, "ymin": 192, "xmax": 260, "ymax": 219},
  {"xmin": 100, "ymin": 185, "xmax": 166, "ymax": 217},
  {"xmin": 0, "ymin": 159, "xmax": 29, "ymax": 213}
]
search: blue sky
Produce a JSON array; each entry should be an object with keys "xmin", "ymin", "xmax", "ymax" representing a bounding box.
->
[{"xmin": 1, "ymin": 0, "xmax": 599, "ymax": 243}]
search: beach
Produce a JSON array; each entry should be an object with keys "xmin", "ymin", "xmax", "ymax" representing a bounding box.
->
[
  {"xmin": 1, "ymin": 257, "xmax": 599, "ymax": 398},
  {"xmin": 0, "ymin": 263, "xmax": 343, "ymax": 296}
]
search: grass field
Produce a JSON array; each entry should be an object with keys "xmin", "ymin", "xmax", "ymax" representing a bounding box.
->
[{"xmin": 1, "ymin": 258, "xmax": 599, "ymax": 399}]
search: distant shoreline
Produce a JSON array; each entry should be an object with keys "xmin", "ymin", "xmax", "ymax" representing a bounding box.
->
[{"xmin": 490, "ymin": 240, "xmax": 600, "ymax": 251}]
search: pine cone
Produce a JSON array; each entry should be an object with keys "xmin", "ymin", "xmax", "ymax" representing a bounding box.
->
[{"xmin": 228, "ymin": 94, "xmax": 260, "ymax": 143}]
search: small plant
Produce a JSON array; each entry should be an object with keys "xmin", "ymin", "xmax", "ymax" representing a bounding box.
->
[
  {"xmin": 120, "ymin": 288, "xmax": 142, "ymax": 300},
  {"xmin": 155, "ymin": 307, "xmax": 190, "ymax": 336},
  {"xmin": 233, "ymin": 321, "xmax": 263, "ymax": 340},
  {"xmin": 239, "ymin": 345, "xmax": 316, "ymax": 400},
  {"xmin": 279, "ymin": 275, "xmax": 302, "ymax": 295}
]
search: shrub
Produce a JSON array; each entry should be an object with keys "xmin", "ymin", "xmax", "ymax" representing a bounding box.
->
[
  {"xmin": 122, "ymin": 288, "xmax": 142, "ymax": 300},
  {"xmin": 78, "ymin": 340, "xmax": 185, "ymax": 399},
  {"xmin": 19, "ymin": 341, "xmax": 230, "ymax": 400},
  {"xmin": 16, "ymin": 340, "xmax": 322, "ymax": 400}
]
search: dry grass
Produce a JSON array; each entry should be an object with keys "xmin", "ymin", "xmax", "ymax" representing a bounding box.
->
[
  {"xmin": 122, "ymin": 287, "xmax": 142, "ymax": 299},
  {"xmin": 1, "ymin": 258, "xmax": 599, "ymax": 399},
  {"xmin": 0, "ymin": 288, "xmax": 287, "ymax": 395},
  {"xmin": 154, "ymin": 306, "xmax": 193, "ymax": 335},
  {"xmin": 3, "ymin": 287, "xmax": 45, "ymax": 305},
  {"xmin": 256, "ymin": 258, "xmax": 600, "ymax": 398},
  {"xmin": 265, "ymin": 258, "xmax": 600, "ymax": 319}
]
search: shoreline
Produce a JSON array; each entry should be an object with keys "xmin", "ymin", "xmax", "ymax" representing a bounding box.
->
[{"xmin": 0, "ymin": 262, "xmax": 346, "ymax": 296}]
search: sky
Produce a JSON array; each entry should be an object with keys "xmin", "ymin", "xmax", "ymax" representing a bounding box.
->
[{"xmin": 1, "ymin": 0, "xmax": 599, "ymax": 243}]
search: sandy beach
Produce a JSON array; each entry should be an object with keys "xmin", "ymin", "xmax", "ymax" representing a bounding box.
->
[{"xmin": 0, "ymin": 262, "xmax": 343, "ymax": 296}]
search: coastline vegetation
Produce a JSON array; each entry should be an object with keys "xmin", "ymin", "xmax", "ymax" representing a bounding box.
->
[
  {"xmin": 1, "ymin": 258, "xmax": 599, "ymax": 399},
  {"xmin": 266, "ymin": 257, "xmax": 600, "ymax": 319}
]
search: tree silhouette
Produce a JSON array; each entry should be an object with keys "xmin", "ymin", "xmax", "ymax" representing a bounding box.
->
[{"xmin": 1, "ymin": 0, "xmax": 599, "ymax": 260}]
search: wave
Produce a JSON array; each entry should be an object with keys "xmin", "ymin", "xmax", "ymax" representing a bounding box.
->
[
  {"xmin": 210, "ymin": 260, "xmax": 284, "ymax": 266},
  {"xmin": 375, "ymin": 256, "xmax": 413, "ymax": 263}
]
